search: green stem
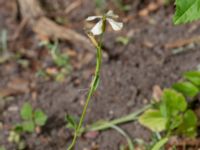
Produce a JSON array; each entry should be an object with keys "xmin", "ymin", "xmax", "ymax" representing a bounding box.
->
[
  {"xmin": 109, "ymin": 123, "xmax": 134, "ymax": 150},
  {"xmin": 67, "ymin": 37, "xmax": 103, "ymax": 150},
  {"xmin": 88, "ymin": 104, "xmax": 152, "ymax": 131}
]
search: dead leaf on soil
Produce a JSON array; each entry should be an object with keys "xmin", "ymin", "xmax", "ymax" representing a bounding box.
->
[
  {"xmin": 0, "ymin": 88, "xmax": 16, "ymax": 98},
  {"xmin": 65, "ymin": 48, "xmax": 78, "ymax": 57},
  {"xmin": 84, "ymin": 131, "xmax": 99, "ymax": 139},
  {"xmin": 152, "ymin": 85, "xmax": 163, "ymax": 102},
  {"xmin": 143, "ymin": 40, "xmax": 154, "ymax": 48},
  {"xmin": 7, "ymin": 77, "xmax": 30, "ymax": 92},
  {"xmin": 3, "ymin": 77, "xmax": 30, "ymax": 96},
  {"xmin": 138, "ymin": 1, "xmax": 163, "ymax": 17},
  {"xmin": 164, "ymin": 36, "xmax": 200, "ymax": 49},
  {"xmin": 46, "ymin": 67, "xmax": 59, "ymax": 75},
  {"xmin": 81, "ymin": 53, "xmax": 94, "ymax": 66},
  {"xmin": 168, "ymin": 136, "xmax": 200, "ymax": 148}
]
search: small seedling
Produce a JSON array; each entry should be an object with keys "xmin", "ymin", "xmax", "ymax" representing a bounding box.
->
[
  {"xmin": 8, "ymin": 103, "xmax": 47, "ymax": 149},
  {"xmin": 138, "ymin": 71, "xmax": 200, "ymax": 149},
  {"xmin": 139, "ymin": 89, "xmax": 197, "ymax": 134},
  {"xmin": 12, "ymin": 103, "xmax": 47, "ymax": 133},
  {"xmin": 116, "ymin": 36, "xmax": 130, "ymax": 45},
  {"xmin": 38, "ymin": 40, "xmax": 71, "ymax": 81},
  {"xmin": 17, "ymin": 102, "xmax": 48, "ymax": 133}
]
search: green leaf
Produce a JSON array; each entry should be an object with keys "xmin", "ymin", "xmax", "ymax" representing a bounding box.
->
[
  {"xmin": 169, "ymin": 115, "xmax": 182, "ymax": 130},
  {"xmin": 22, "ymin": 121, "xmax": 35, "ymax": 132},
  {"xmin": 20, "ymin": 103, "xmax": 33, "ymax": 120},
  {"xmin": 173, "ymin": 82, "xmax": 199, "ymax": 98},
  {"xmin": 138, "ymin": 109, "xmax": 167, "ymax": 132},
  {"xmin": 65, "ymin": 115, "xmax": 79, "ymax": 130},
  {"xmin": 91, "ymin": 76, "xmax": 100, "ymax": 92},
  {"xmin": 184, "ymin": 71, "xmax": 200, "ymax": 86},
  {"xmin": 152, "ymin": 137, "xmax": 168, "ymax": 150},
  {"xmin": 177, "ymin": 110, "xmax": 197, "ymax": 137},
  {"xmin": 173, "ymin": 0, "xmax": 200, "ymax": 24},
  {"xmin": 14, "ymin": 124, "xmax": 24, "ymax": 133},
  {"xmin": 116, "ymin": 36, "xmax": 130, "ymax": 45},
  {"xmin": 34, "ymin": 109, "xmax": 48, "ymax": 126},
  {"xmin": 54, "ymin": 55, "xmax": 69, "ymax": 67},
  {"xmin": 161, "ymin": 89, "xmax": 187, "ymax": 117}
]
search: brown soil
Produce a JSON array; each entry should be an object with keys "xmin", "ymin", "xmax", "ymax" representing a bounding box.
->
[{"xmin": 0, "ymin": 0, "xmax": 200, "ymax": 150}]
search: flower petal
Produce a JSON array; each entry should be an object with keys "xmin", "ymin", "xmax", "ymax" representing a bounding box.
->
[
  {"xmin": 91, "ymin": 20, "xmax": 103, "ymax": 35},
  {"xmin": 107, "ymin": 18, "xmax": 123, "ymax": 31},
  {"xmin": 86, "ymin": 16, "xmax": 102, "ymax": 21},
  {"xmin": 106, "ymin": 10, "xmax": 118, "ymax": 18}
]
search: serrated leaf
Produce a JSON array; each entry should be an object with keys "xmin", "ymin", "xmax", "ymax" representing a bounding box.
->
[
  {"xmin": 184, "ymin": 71, "xmax": 200, "ymax": 86},
  {"xmin": 161, "ymin": 89, "xmax": 187, "ymax": 117},
  {"xmin": 173, "ymin": 82, "xmax": 199, "ymax": 98},
  {"xmin": 20, "ymin": 103, "xmax": 33, "ymax": 120},
  {"xmin": 22, "ymin": 121, "xmax": 35, "ymax": 132},
  {"xmin": 34, "ymin": 109, "xmax": 48, "ymax": 126},
  {"xmin": 173, "ymin": 0, "xmax": 200, "ymax": 24},
  {"xmin": 139, "ymin": 109, "xmax": 167, "ymax": 132}
]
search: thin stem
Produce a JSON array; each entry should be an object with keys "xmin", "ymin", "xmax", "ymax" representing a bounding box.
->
[
  {"xmin": 88, "ymin": 104, "xmax": 152, "ymax": 131},
  {"xmin": 67, "ymin": 36, "xmax": 103, "ymax": 150},
  {"xmin": 109, "ymin": 123, "xmax": 134, "ymax": 150}
]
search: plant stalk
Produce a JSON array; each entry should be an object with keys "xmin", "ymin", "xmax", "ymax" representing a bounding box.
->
[
  {"xmin": 67, "ymin": 35, "xmax": 103, "ymax": 150},
  {"xmin": 88, "ymin": 104, "xmax": 152, "ymax": 131}
]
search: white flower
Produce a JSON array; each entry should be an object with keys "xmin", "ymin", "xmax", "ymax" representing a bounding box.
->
[{"xmin": 86, "ymin": 10, "xmax": 123, "ymax": 35}]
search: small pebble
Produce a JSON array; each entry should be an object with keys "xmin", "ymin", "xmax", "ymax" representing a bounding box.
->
[
  {"xmin": 7, "ymin": 105, "xmax": 19, "ymax": 112},
  {"xmin": 109, "ymin": 110, "xmax": 114, "ymax": 116}
]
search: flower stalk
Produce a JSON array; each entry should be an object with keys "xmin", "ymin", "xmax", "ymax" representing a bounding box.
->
[
  {"xmin": 67, "ymin": 34, "xmax": 103, "ymax": 150},
  {"xmin": 67, "ymin": 10, "xmax": 123, "ymax": 150}
]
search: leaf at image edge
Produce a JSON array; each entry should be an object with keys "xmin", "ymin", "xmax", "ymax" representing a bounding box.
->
[
  {"xmin": 173, "ymin": 82, "xmax": 199, "ymax": 98},
  {"xmin": 173, "ymin": 0, "xmax": 200, "ymax": 24},
  {"xmin": 184, "ymin": 71, "xmax": 200, "ymax": 86}
]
